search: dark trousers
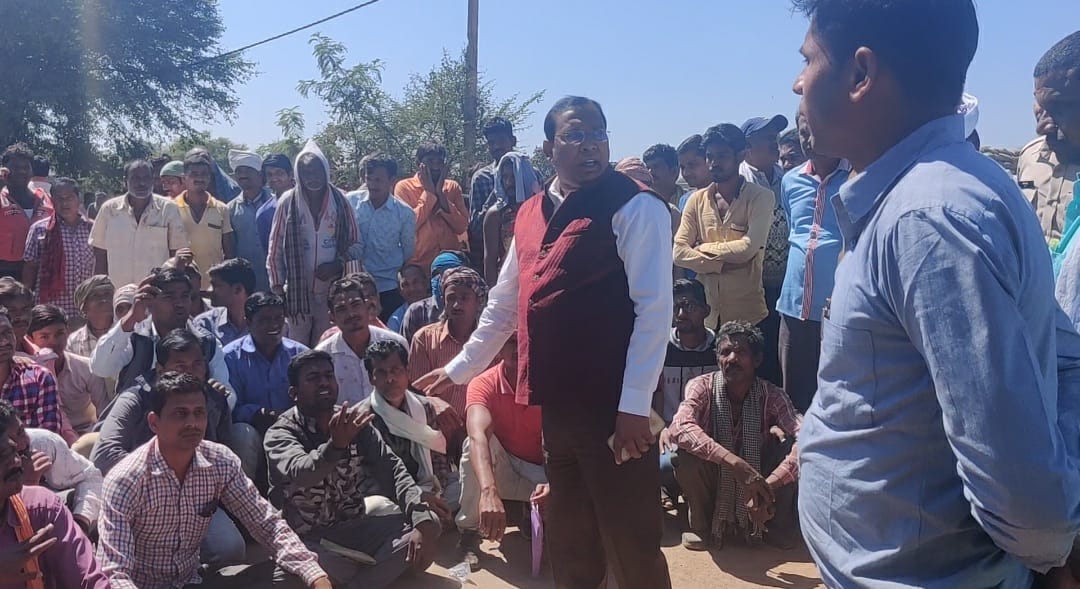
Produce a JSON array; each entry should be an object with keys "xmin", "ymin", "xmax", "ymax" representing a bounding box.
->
[
  {"xmin": 378, "ymin": 289, "xmax": 404, "ymax": 324},
  {"xmin": 542, "ymin": 404, "xmax": 672, "ymax": 589},
  {"xmin": 778, "ymin": 314, "xmax": 822, "ymax": 413},
  {"xmin": 756, "ymin": 285, "xmax": 783, "ymax": 386},
  {"xmin": 272, "ymin": 513, "xmax": 416, "ymax": 589},
  {"xmin": 674, "ymin": 435, "xmax": 797, "ymax": 542}
]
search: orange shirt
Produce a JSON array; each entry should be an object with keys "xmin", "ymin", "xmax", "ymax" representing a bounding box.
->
[
  {"xmin": 0, "ymin": 187, "xmax": 52, "ymax": 262},
  {"xmin": 394, "ymin": 175, "xmax": 468, "ymax": 270},
  {"xmin": 465, "ymin": 363, "xmax": 543, "ymax": 465}
]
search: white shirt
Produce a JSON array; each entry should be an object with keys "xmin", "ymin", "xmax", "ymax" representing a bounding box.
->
[
  {"xmin": 89, "ymin": 318, "xmax": 236, "ymax": 411},
  {"xmin": 28, "ymin": 428, "xmax": 103, "ymax": 523},
  {"xmin": 316, "ymin": 326, "xmax": 408, "ymax": 405},
  {"xmin": 444, "ymin": 177, "xmax": 673, "ymax": 416}
]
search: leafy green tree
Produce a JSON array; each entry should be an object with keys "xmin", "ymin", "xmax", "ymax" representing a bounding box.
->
[
  {"xmin": 257, "ymin": 107, "xmax": 307, "ymax": 162},
  {"xmin": 530, "ymin": 146, "xmax": 555, "ymax": 182},
  {"xmin": 0, "ymin": 0, "xmax": 252, "ymax": 177},
  {"xmin": 296, "ymin": 34, "xmax": 544, "ymax": 188}
]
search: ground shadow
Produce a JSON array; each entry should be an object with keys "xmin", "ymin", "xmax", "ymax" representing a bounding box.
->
[{"xmin": 708, "ymin": 544, "xmax": 821, "ymax": 589}]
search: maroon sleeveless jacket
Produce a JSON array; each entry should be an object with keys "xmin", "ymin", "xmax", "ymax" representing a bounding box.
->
[{"xmin": 515, "ymin": 168, "xmax": 657, "ymax": 411}]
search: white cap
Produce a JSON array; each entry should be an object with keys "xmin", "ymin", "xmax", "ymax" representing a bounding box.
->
[
  {"xmin": 227, "ymin": 149, "xmax": 262, "ymax": 173},
  {"xmin": 957, "ymin": 93, "xmax": 979, "ymax": 139}
]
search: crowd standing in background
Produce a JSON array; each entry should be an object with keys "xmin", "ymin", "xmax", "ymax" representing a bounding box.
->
[{"xmin": 0, "ymin": 3, "xmax": 1078, "ymax": 588}]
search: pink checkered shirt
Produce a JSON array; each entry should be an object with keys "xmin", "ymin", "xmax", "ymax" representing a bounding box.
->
[
  {"xmin": 2, "ymin": 357, "xmax": 61, "ymax": 434},
  {"xmin": 97, "ymin": 438, "xmax": 326, "ymax": 589},
  {"xmin": 22, "ymin": 216, "xmax": 95, "ymax": 319}
]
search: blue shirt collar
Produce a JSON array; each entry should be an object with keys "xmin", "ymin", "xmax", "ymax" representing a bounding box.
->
[{"xmin": 835, "ymin": 115, "xmax": 966, "ymax": 240}]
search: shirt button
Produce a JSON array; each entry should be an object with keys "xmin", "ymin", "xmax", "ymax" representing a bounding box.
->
[{"xmin": 533, "ymin": 273, "xmax": 541, "ymax": 280}]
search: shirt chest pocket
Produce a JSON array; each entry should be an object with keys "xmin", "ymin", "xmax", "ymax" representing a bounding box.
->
[{"xmin": 815, "ymin": 318, "xmax": 876, "ymax": 429}]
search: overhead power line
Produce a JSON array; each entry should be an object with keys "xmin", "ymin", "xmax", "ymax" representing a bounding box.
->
[{"xmin": 190, "ymin": 0, "xmax": 386, "ymax": 67}]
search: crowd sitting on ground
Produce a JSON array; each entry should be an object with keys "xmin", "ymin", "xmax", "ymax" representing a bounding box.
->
[{"xmin": 0, "ymin": 4, "xmax": 1079, "ymax": 586}]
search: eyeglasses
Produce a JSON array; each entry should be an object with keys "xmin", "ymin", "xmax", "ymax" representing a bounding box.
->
[{"xmin": 558, "ymin": 129, "xmax": 609, "ymax": 146}]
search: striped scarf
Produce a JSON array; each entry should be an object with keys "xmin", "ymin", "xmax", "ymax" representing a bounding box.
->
[
  {"xmin": 282, "ymin": 186, "xmax": 355, "ymax": 317},
  {"xmin": 710, "ymin": 371, "xmax": 764, "ymax": 543},
  {"xmin": 10, "ymin": 494, "xmax": 45, "ymax": 589}
]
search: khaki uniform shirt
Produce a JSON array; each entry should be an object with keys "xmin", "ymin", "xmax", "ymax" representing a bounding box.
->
[{"xmin": 1017, "ymin": 136, "xmax": 1080, "ymax": 245}]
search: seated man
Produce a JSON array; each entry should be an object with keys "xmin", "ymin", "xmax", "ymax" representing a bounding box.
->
[
  {"xmin": 97, "ymin": 372, "xmax": 330, "ymax": 589},
  {"xmin": 90, "ymin": 267, "xmax": 233, "ymax": 406},
  {"xmin": 387, "ymin": 264, "xmax": 429, "ymax": 334},
  {"xmin": 1, "ymin": 400, "xmax": 103, "ymax": 537},
  {"xmin": 360, "ymin": 340, "xmax": 456, "ymax": 518},
  {"xmin": 27, "ymin": 305, "xmax": 111, "ymax": 437},
  {"xmin": 195, "ymin": 257, "xmax": 255, "ymax": 347},
  {"xmin": 456, "ymin": 334, "xmax": 546, "ymax": 570},
  {"xmin": 0, "ymin": 307, "xmax": 61, "ymax": 435},
  {"xmin": 90, "ymin": 328, "xmax": 241, "ymax": 567},
  {"xmin": 225, "ymin": 292, "xmax": 309, "ymax": 481},
  {"xmin": 0, "ymin": 277, "xmax": 37, "ymax": 356},
  {"xmin": 400, "ymin": 250, "xmax": 468, "ymax": 342},
  {"xmin": 67, "ymin": 275, "xmax": 115, "ymax": 358},
  {"xmin": 0, "ymin": 410, "xmax": 109, "ymax": 588},
  {"xmin": 670, "ymin": 321, "xmax": 800, "ymax": 551},
  {"xmin": 315, "ymin": 274, "xmax": 407, "ymax": 405},
  {"xmin": 265, "ymin": 349, "xmax": 441, "ymax": 589},
  {"xmin": 657, "ymin": 279, "xmax": 719, "ymax": 505}
]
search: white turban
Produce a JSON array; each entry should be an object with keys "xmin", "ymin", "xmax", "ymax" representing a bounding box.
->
[
  {"xmin": 228, "ymin": 149, "xmax": 263, "ymax": 173},
  {"xmin": 957, "ymin": 93, "xmax": 979, "ymax": 139}
]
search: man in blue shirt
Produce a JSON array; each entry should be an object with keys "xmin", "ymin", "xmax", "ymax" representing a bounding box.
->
[
  {"xmin": 348, "ymin": 154, "xmax": 417, "ymax": 323},
  {"xmin": 256, "ymin": 153, "xmax": 294, "ymax": 253},
  {"xmin": 793, "ymin": 1, "xmax": 1080, "ymax": 587},
  {"xmin": 195, "ymin": 258, "xmax": 255, "ymax": 347},
  {"xmin": 225, "ymin": 292, "xmax": 309, "ymax": 481},
  {"xmin": 227, "ymin": 149, "xmax": 274, "ymax": 293},
  {"xmin": 776, "ymin": 109, "xmax": 850, "ymax": 412}
]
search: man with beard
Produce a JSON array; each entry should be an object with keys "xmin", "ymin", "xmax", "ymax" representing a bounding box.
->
[
  {"xmin": 0, "ymin": 144, "xmax": 53, "ymax": 280},
  {"xmin": 158, "ymin": 160, "xmax": 185, "ymax": 199},
  {"xmin": 778, "ymin": 129, "xmax": 807, "ymax": 172},
  {"xmin": 89, "ymin": 159, "xmax": 188, "ymax": 288},
  {"xmin": 267, "ymin": 141, "xmax": 362, "ymax": 347},
  {"xmin": 670, "ymin": 321, "xmax": 799, "ymax": 550},
  {"xmin": 1019, "ymin": 30, "xmax": 1080, "ymax": 246},
  {"xmin": 97, "ymin": 371, "xmax": 329, "ymax": 589},
  {"xmin": 417, "ymin": 96, "xmax": 674, "ymax": 589},
  {"xmin": 264, "ymin": 350, "xmax": 439, "ymax": 589},
  {"xmin": 0, "ymin": 400, "xmax": 108, "ymax": 588},
  {"xmin": 792, "ymin": 1, "xmax": 1080, "ymax": 586},
  {"xmin": 674, "ymin": 124, "xmax": 775, "ymax": 332},
  {"xmin": 228, "ymin": 149, "xmax": 274, "ymax": 293}
]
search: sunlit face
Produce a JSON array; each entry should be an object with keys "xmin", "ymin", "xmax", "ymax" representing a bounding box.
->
[
  {"xmin": 779, "ymin": 142, "xmax": 807, "ymax": 172},
  {"xmin": 28, "ymin": 322, "xmax": 67, "ymax": 355},
  {"xmin": 149, "ymin": 389, "xmax": 208, "ymax": 453},
  {"xmin": 0, "ymin": 295, "xmax": 32, "ymax": 341},
  {"xmin": 292, "ymin": 359, "xmax": 338, "ymax": 416},
  {"xmin": 51, "ymin": 185, "xmax": 81, "ymax": 221},
  {"xmin": 161, "ymin": 176, "xmax": 184, "ymax": 197},
  {"xmin": 717, "ymin": 334, "xmax": 761, "ymax": 389},
  {"xmin": 367, "ymin": 351, "xmax": 409, "ymax": 400},
  {"xmin": 149, "ymin": 281, "xmax": 192, "ymax": 331},
  {"xmin": 266, "ymin": 167, "xmax": 293, "ymax": 195},
  {"xmin": 184, "ymin": 163, "xmax": 212, "ymax": 193},
  {"xmin": 126, "ymin": 165, "xmax": 154, "ymax": 199},
  {"xmin": 4, "ymin": 156, "xmax": 31, "ymax": 189},
  {"xmin": 249, "ymin": 305, "xmax": 285, "ymax": 351},
  {"xmin": 297, "ymin": 155, "xmax": 327, "ymax": 193},
  {"xmin": 1035, "ymin": 67, "xmax": 1080, "ymax": 158},
  {"xmin": 793, "ymin": 24, "xmax": 851, "ymax": 160},
  {"xmin": 235, "ymin": 166, "xmax": 264, "ymax": 194},
  {"xmin": 705, "ymin": 142, "xmax": 742, "ymax": 184},
  {"xmin": 645, "ymin": 157, "xmax": 679, "ymax": 190},
  {"xmin": 444, "ymin": 284, "xmax": 480, "ymax": 325},
  {"xmin": 363, "ymin": 166, "xmax": 393, "ymax": 199},
  {"xmin": 485, "ymin": 131, "xmax": 515, "ymax": 162},
  {"xmin": 329, "ymin": 289, "xmax": 370, "ymax": 335},
  {"xmin": 158, "ymin": 346, "xmax": 209, "ymax": 382},
  {"xmin": 678, "ymin": 152, "xmax": 710, "ymax": 189},
  {"xmin": 545, "ymin": 105, "xmax": 610, "ymax": 191},
  {"xmin": 208, "ymin": 276, "xmax": 240, "ymax": 309},
  {"xmin": 398, "ymin": 268, "xmax": 429, "ymax": 304},
  {"xmin": 673, "ymin": 294, "xmax": 708, "ymax": 332},
  {"xmin": 82, "ymin": 286, "xmax": 115, "ymax": 331}
]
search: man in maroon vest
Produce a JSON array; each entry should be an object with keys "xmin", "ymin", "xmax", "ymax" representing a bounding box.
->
[{"xmin": 417, "ymin": 96, "xmax": 673, "ymax": 588}]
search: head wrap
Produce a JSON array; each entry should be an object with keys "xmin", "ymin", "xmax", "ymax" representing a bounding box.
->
[
  {"xmin": 430, "ymin": 251, "xmax": 470, "ymax": 307},
  {"xmin": 159, "ymin": 160, "xmax": 184, "ymax": 178},
  {"xmin": 74, "ymin": 276, "xmax": 114, "ymax": 309},
  {"xmin": 263, "ymin": 153, "xmax": 292, "ymax": 174},
  {"xmin": 228, "ymin": 149, "xmax": 263, "ymax": 173},
  {"xmin": 113, "ymin": 284, "xmax": 138, "ymax": 311},
  {"xmin": 957, "ymin": 93, "xmax": 979, "ymax": 139},
  {"xmin": 493, "ymin": 151, "xmax": 541, "ymax": 208},
  {"xmin": 438, "ymin": 267, "xmax": 488, "ymax": 314},
  {"xmin": 615, "ymin": 157, "xmax": 654, "ymax": 185}
]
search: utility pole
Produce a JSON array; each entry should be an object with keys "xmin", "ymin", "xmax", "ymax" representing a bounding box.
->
[{"xmin": 464, "ymin": 0, "xmax": 479, "ymax": 175}]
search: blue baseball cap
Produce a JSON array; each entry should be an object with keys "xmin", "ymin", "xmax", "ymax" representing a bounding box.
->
[{"xmin": 741, "ymin": 115, "xmax": 789, "ymax": 138}]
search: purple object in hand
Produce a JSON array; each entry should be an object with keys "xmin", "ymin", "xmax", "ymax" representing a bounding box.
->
[{"xmin": 531, "ymin": 502, "xmax": 543, "ymax": 577}]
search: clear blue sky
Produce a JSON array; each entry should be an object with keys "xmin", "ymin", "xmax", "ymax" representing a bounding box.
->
[{"xmin": 208, "ymin": 0, "xmax": 1078, "ymax": 160}]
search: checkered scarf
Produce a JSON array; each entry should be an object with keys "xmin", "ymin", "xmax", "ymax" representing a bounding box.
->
[
  {"xmin": 710, "ymin": 370, "xmax": 764, "ymax": 543},
  {"xmin": 282, "ymin": 185, "xmax": 354, "ymax": 317}
]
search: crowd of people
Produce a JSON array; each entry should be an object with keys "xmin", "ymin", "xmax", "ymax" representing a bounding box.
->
[{"xmin": 0, "ymin": 1, "xmax": 1078, "ymax": 587}]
